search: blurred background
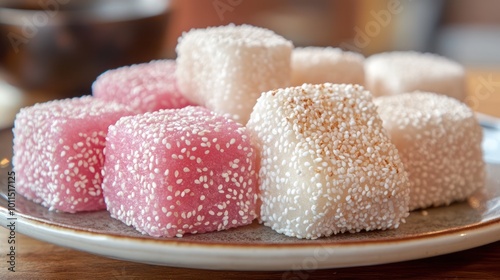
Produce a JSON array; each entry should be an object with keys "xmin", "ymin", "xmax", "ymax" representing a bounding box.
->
[{"xmin": 1, "ymin": 0, "xmax": 499, "ymax": 129}]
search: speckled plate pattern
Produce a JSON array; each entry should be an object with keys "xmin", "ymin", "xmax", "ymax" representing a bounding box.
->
[{"xmin": 1, "ymin": 126, "xmax": 499, "ymax": 271}]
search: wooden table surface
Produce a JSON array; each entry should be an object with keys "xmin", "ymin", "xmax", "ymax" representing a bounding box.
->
[{"xmin": 1, "ymin": 69, "xmax": 499, "ymax": 279}]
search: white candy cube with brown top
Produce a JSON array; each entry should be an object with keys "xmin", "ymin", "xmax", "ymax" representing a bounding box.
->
[{"xmin": 247, "ymin": 83, "xmax": 410, "ymax": 239}]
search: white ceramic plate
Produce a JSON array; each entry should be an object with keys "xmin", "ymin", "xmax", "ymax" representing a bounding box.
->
[{"xmin": 1, "ymin": 127, "xmax": 499, "ymax": 271}]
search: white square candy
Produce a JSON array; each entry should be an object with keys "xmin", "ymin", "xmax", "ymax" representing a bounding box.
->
[{"xmin": 176, "ymin": 24, "xmax": 293, "ymax": 124}]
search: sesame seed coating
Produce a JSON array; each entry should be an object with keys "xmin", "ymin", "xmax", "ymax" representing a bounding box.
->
[
  {"xmin": 175, "ymin": 24, "xmax": 293, "ymax": 124},
  {"xmin": 247, "ymin": 83, "xmax": 410, "ymax": 239},
  {"xmin": 375, "ymin": 92, "xmax": 485, "ymax": 210},
  {"xmin": 291, "ymin": 47, "xmax": 365, "ymax": 86},
  {"xmin": 12, "ymin": 96, "xmax": 135, "ymax": 212},
  {"xmin": 102, "ymin": 106, "xmax": 258, "ymax": 237},
  {"xmin": 92, "ymin": 60, "xmax": 194, "ymax": 113},
  {"xmin": 365, "ymin": 51, "xmax": 465, "ymax": 101}
]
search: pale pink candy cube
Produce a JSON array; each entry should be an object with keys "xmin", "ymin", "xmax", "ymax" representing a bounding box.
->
[
  {"xmin": 13, "ymin": 96, "xmax": 135, "ymax": 212},
  {"xmin": 102, "ymin": 106, "xmax": 258, "ymax": 237},
  {"xmin": 93, "ymin": 60, "xmax": 195, "ymax": 113}
]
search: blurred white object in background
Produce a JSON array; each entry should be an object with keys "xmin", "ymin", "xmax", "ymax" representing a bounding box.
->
[
  {"xmin": 0, "ymin": 81, "xmax": 23, "ymax": 129},
  {"xmin": 392, "ymin": 0, "xmax": 444, "ymax": 52},
  {"xmin": 435, "ymin": 26, "xmax": 500, "ymax": 67}
]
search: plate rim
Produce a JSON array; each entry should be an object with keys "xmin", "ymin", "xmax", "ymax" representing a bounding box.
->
[
  {"xmin": 3, "ymin": 205, "xmax": 500, "ymax": 247},
  {"xmin": 2, "ymin": 207, "xmax": 500, "ymax": 271}
]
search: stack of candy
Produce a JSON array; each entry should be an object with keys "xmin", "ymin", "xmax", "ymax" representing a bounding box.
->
[{"xmin": 12, "ymin": 24, "xmax": 484, "ymax": 239}]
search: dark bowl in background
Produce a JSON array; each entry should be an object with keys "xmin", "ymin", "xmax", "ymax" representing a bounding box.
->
[{"xmin": 0, "ymin": 0, "xmax": 171, "ymax": 97}]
